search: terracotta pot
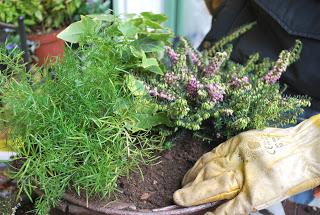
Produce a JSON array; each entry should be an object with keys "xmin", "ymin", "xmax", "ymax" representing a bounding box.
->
[
  {"xmin": 54, "ymin": 193, "xmax": 223, "ymax": 215},
  {"xmin": 28, "ymin": 30, "xmax": 64, "ymax": 66}
]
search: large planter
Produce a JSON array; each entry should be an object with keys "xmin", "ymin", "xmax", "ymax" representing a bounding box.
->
[
  {"xmin": 28, "ymin": 31, "xmax": 64, "ymax": 66},
  {"xmin": 30, "ymin": 132, "xmax": 222, "ymax": 214},
  {"xmin": 51, "ymin": 133, "xmax": 223, "ymax": 215}
]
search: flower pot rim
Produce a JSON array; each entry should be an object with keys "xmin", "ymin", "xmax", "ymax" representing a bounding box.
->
[
  {"xmin": 27, "ymin": 29, "xmax": 64, "ymax": 44},
  {"xmin": 59, "ymin": 192, "xmax": 222, "ymax": 215}
]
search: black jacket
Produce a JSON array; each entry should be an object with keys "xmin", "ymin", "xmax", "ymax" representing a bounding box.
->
[{"xmin": 200, "ymin": 0, "xmax": 320, "ymax": 110}]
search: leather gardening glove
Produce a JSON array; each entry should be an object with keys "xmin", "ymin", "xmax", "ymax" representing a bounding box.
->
[{"xmin": 174, "ymin": 114, "xmax": 320, "ymax": 215}]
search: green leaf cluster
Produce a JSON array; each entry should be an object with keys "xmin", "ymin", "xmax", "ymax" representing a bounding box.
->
[
  {"xmin": 0, "ymin": 0, "xmax": 85, "ymax": 32},
  {"xmin": 58, "ymin": 12, "xmax": 173, "ymax": 74}
]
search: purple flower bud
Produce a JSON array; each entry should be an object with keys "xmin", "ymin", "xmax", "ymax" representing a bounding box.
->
[
  {"xmin": 159, "ymin": 92, "xmax": 167, "ymax": 99},
  {"xmin": 165, "ymin": 46, "xmax": 179, "ymax": 64},
  {"xmin": 191, "ymin": 52, "xmax": 198, "ymax": 63},
  {"xmin": 190, "ymin": 51, "xmax": 200, "ymax": 65},
  {"xmin": 147, "ymin": 85, "xmax": 175, "ymax": 101},
  {"xmin": 205, "ymin": 52, "xmax": 227, "ymax": 77},
  {"xmin": 263, "ymin": 69, "xmax": 283, "ymax": 84},
  {"xmin": 263, "ymin": 51, "xmax": 290, "ymax": 84},
  {"xmin": 242, "ymin": 76, "xmax": 249, "ymax": 84},
  {"xmin": 206, "ymin": 83, "xmax": 225, "ymax": 103},
  {"xmin": 149, "ymin": 89, "xmax": 158, "ymax": 97},
  {"xmin": 230, "ymin": 75, "xmax": 250, "ymax": 88},
  {"xmin": 188, "ymin": 49, "xmax": 203, "ymax": 70},
  {"xmin": 164, "ymin": 72, "xmax": 178, "ymax": 85},
  {"xmin": 206, "ymin": 63, "xmax": 218, "ymax": 76},
  {"xmin": 186, "ymin": 76, "xmax": 200, "ymax": 95},
  {"xmin": 158, "ymin": 91, "xmax": 175, "ymax": 101}
]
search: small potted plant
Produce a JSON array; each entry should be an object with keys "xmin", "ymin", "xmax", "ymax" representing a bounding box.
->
[{"xmin": 0, "ymin": 0, "xmax": 109, "ymax": 66}]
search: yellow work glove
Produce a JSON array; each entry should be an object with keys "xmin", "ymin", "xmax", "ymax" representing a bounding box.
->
[{"xmin": 174, "ymin": 114, "xmax": 320, "ymax": 215}]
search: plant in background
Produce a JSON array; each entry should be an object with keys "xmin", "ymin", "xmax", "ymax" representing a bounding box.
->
[
  {"xmin": 0, "ymin": 0, "xmax": 42, "ymax": 28},
  {"xmin": 36, "ymin": 0, "xmax": 84, "ymax": 32},
  {"xmin": 0, "ymin": 12, "xmax": 172, "ymax": 214},
  {"xmin": 76, "ymin": 0, "xmax": 111, "ymax": 18},
  {"xmin": 141, "ymin": 23, "xmax": 310, "ymax": 137},
  {"xmin": 0, "ymin": 0, "xmax": 85, "ymax": 32}
]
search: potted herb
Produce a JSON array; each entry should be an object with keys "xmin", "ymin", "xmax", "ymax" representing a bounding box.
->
[{"xmin": 0, "ymin": 13, "xmax": 309, "ymax": 215}]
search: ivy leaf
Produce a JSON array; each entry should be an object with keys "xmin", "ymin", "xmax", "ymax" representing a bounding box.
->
[
  {"xmin": 130, "ymin": 17, "xmax": 144, "ymax": 27},
  {"xmin": 126, "ymin": 75, "xmax": 147, "ymax": 96},
  {"xmin": 129, "ymin": 46, "xmax": 144, "ymax": 58},
  {"xmin": 114, "ymin": 98, "xmax": 132, "ymax": 115},
  {"xmin": 57, "ymin": 21, "xmax": 84, "ymax": 43},
  {"xmin": 141, "ymin": 54, "xmax": 163, "ymax": 75},
  {"xmin": 140, "ymin": 12, "xmax": 168, "ymax": 23},
  {"xmin": 57, "ymin": 16, "xmax": 98, "ymax": 43},
  {"xmin": 87, "ymin": 14, "xmax": 115, "ymax": 22},
  {"xmin": 131, "ymin": 112, "xmax": 170, "ymax": 131},
  {"xmin": 132, "ymin": 37, "xmax": 165, "ymax": 54},
  {"xmin": 148, "ymin": 32, "xmax": 173, "ymax": 43},
  {"xmin": 119, "ymin": 22, "xmax": 140, "ymax": 38},
  {"xmin": 34, "ymin": 11, "xmax": 43, "ymax": 21},
  {"xmin": 144, "ymin": 19, "xmax": 163, "ymax": 29},
  {"xmin": 127, "ymin": 98, "xmax": 171, "ymax": 131}
]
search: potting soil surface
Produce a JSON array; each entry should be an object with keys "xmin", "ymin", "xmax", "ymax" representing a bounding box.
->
[
  {"xmin": 63, "ymin": 131, "xmax": 218, "ymax": 210},
  {"xmin": 114, "ymin": 132, "xmax": 217, "ymax": 209}
]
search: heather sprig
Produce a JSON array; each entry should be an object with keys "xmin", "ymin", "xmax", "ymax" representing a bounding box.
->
[
  {"xmin": 141, "ymin": 25, "xmax": 309, "ymax": 137},
  {"xmin": 262, "ymin": 40, "xmax": 302, "ymax": 84}
]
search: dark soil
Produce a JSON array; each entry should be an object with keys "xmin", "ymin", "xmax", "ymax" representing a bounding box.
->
[{"xmin": 113, "ymin": 132, "xmax": 217, "ymax": 209}]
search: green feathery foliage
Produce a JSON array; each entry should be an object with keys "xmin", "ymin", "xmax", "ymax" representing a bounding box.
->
[{"xmin": 0, "ymin": 12, "xmax": 172, "ymax": 214}]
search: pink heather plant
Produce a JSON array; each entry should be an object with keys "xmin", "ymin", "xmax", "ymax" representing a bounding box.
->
[
  {"xmin": 205, "ymin": 52, "xmax": 228, "ymax": 77},
  {"xmin": 165, "ymin": 46, "xmax": 179, "ymax": 64},
  {"xmin": 186, "ymin": 76, "xmax": 201, "ymax": 96},
  {"xmin": 138, "ymin": 24, "xmax": 310, "ymax": 137},
  {"xmin": 206, "ymin": 83, "xmax": 225, "ymax": 103}
]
